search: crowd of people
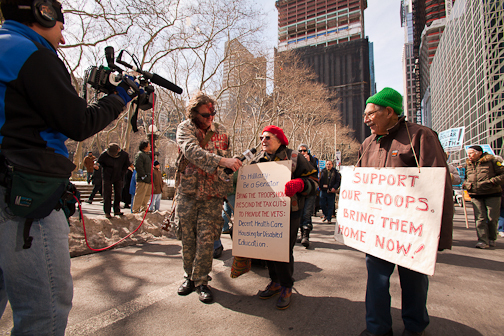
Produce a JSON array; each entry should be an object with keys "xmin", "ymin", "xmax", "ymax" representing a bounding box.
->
[{"xmin": 0, "ymin": 1, "xmax": 502, "ymax": 335}]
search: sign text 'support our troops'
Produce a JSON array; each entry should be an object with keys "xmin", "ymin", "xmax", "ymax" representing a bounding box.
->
[
  {"xmin": 235, "ymin": 172, "xmax": 287, "ymax": 247},
  {"xmin": 338, "ymin": 171, "xmax": 429, "ymax": 257}
]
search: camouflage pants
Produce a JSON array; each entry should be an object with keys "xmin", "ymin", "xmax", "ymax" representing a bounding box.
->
[{"xmin": 176, "ymin": 195, "xmax": 224, "ymax": 286}]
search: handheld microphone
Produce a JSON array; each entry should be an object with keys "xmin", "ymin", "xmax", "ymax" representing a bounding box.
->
[{"xmin": 224, "ymin": 148, "xmax": 257, "ymax": 174}]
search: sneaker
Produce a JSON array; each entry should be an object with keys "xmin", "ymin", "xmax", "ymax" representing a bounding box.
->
[
  {"xmin": 276, "ymin": 286, "xmax": 292, "ymax": 310},
  {"xmin": 475, "ymin": 242, "xmax": 489, "ymax": 249},
  {"xmin": 489, "ymin": 240, "xmax": 496, "ymax": 247},
  {"xmin": 258, "ymin": 281, "xmax": 281, "ymax": 299}
]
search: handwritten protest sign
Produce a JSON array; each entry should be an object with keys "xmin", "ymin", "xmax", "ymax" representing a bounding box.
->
[
  {"xmin": 335, "ymin": 167, "xmax": 446, "ymax": 275},
  {"xmin": 233, "ymin": 161, "xmax": 291, "ymax": 262}
]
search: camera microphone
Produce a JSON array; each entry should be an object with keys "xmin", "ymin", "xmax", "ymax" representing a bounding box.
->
[
  {"xmin": 148, "ymin": 73, "xmax": 183, "ymax": 95},
  {"xmin": 224, "ymin": 148, "xmax": 257, "ymax": 174},
  {"xmin": 116, "ymin": 50, "xmax": 183, "ymax": 94}
]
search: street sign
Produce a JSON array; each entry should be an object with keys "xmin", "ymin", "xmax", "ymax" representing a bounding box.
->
[{"xmin": 319, "ymin": 160, "xmax": 326, "ymax": 171}]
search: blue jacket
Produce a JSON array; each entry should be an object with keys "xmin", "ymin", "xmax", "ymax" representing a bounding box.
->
[{"xmin": 0, "ymin": 21, "xmax": 125, "ymax": 177}]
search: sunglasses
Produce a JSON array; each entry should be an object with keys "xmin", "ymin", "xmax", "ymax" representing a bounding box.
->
[
  {"xmin": 260, "ymin": 135, "xmax": 272, "ymax": 141},
  {"xmin": 199, "ymin": 111, "xmax": 216, "ymax": 118},
  {"xmin": 300, "ymin": 149, "xmax": 307, "ymax": 152}
]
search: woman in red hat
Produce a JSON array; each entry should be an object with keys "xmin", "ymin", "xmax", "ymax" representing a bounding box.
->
[{"xmin": 251, "ymin": 125, "xmax": 318, "ymax": 309}]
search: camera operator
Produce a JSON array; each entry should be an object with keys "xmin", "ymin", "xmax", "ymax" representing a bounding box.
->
[{"xmin": 0, "ymin": 0, "xmax": 137, "ymax": 334}]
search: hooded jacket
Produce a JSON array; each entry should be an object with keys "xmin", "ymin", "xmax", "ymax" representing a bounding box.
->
[
  {"xmin": 0, "ymin": 21, "xmax": 124, "ymax": 177},
  {"xmin": 463, "ymin": 153, "xmax": 504, "ymax": 197},
  {"xmin": 358, "ymin": 116, "xmax": 453, "ymax": 250}
]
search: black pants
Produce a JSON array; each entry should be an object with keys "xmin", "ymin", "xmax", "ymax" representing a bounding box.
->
[
  {"xmin": 88, "ymin": 183, "xmax": 102, "ymax": 201},
  {"xmin": 103, "ymin": 179, "xmax": 123, "ymax": 215},
  {"xmin": 267, "ymin": 209, "xmax": 302, "ymax": 288}
]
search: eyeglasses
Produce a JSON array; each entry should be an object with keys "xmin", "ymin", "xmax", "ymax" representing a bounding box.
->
[
  {"xmin": 363, "ymin": 109, "xmax": 381, "ymax": 119},
  {"xmin": 199, "ymin": 111, "xmax": 216, "ymax": 118},
  {"xmin": 260, "ymin": 135, "xmax": 271, "ymax": 141},
  {"xmin": 299, "ymin": 149, "xmax": 307, "ymax": 152}
]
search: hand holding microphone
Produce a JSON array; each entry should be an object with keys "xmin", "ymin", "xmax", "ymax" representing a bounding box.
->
[{"xmin": 223, "ymin": 148, "xmax": 257, "ymax": 174}]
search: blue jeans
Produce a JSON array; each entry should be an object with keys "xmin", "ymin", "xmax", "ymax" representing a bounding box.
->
[
  {"xmin": 498, "ymin": 208, "xmax": 504, "ymax": 232},
  {"xmin": 365, "ymin": 254, "xmax": 429, "ymax": 334},
  {"xmin": 301, "ymin": 194, "xmax": 316, "ymax": 229},
  {"xmin": 0, "ymin": 187, "xmax": 73, "ymax": 335},
  {"xmin": 149, "ymin": 193, "xmax": 162, "ymax": 211},
  {"xmin": 215, "ymin": 195, "xmax": 235, "ymax": 250},
  {"xmin": 320, "ymin": 190, "xmax": 336, "ymax": 221},
  {"xmin": 221, "ymin": 194, "xmax": 235, "ymax": 232}
]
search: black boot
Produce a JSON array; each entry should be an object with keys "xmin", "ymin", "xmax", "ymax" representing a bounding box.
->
[
  {"xmin": 296, "ymin": 227, "xmax": 303, "ymax": 243},
  {"xmin": 301, "ymin": 226, "xmax": 311, "ymax": 248}
]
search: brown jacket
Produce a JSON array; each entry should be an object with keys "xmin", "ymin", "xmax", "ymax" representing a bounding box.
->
[
  {"xmin": 463, "ymin": 153, "xmax": 504, "ymax": 197},
  {"xmin": 152, "ymin": 167, "xmax": 164, "ymax": 194},
  {"xmin": 358, "ymin": 116, "xmax": 454, "ymax": 250},
  {"xmin": 83, "ymin": 155, "xmax": 96, "ymax": 173}
]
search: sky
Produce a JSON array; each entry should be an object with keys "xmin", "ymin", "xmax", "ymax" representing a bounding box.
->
[{"xmin": 255, "ymin": 0, "xmax": 405, "ymax": 95}]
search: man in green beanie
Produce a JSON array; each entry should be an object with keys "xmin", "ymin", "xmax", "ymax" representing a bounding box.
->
[{"xmin": 357, "ymin": 88, "xmax": 453, "ymax": 336}]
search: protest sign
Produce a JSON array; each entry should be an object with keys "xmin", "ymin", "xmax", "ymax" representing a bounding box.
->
[
  {"xmin": 464, "ymin": 144, "xmax": 495, "ymax": 156},
  {"xmin": 439, "ymin": 127, "xmax": 465, "ymax": 152},
  {"xmin": 233, "ymin": 161, "xmax": 292, "ymax": 262},
  {"xmin": 335, "ymin": 167, "xmax": 446, "ymax": 275}
]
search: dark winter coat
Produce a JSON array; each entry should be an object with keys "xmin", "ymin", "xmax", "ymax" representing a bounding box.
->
[
  {"xmin": 319, "ymin": 167, "xmax": 341, "ymax": 191},
  {"xmin": 98, "ymin": 150, "xmax": 131, "ymax": 183},
  {"xmin": 463, "ymin": 153, "xmax": 504, "ymax": 197},
  {"xmin": 357, "ymin": 116, "xmax": 453, "ymax": 250},
  {"xmin": 135, "ymin": 150, "xmax": 152, "ymax": 183}
]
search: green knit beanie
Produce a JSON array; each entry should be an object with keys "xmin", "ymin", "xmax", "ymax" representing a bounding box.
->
[{"xmin": 366, "ymin": 87, "xmax": 403, "ymax": 115}]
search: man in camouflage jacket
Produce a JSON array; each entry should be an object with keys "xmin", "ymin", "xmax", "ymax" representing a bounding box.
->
[{"xmin": 175, "ymin": 92, "xmax": 242, "ymax": 304}]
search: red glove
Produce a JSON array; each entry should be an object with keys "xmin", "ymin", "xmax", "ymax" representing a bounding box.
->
[{"xmin": 284, "ymin": 178, "xmax": 304, "ymax": 197}]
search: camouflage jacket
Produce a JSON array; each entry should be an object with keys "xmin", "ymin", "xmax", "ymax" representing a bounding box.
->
[{"xmin": 175, "ymin": 119, "xmax": 232, "ymax": 200}]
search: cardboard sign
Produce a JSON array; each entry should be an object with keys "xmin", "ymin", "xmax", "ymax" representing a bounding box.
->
[
  {"xmin": 335, "ymin": 167, "xmax": 446, "ymax": 275},
  {"xmin": 233, "ymin": 161, "xmax": 292, "ymax": 262}
]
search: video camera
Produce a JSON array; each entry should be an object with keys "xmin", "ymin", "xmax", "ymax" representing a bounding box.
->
[{"xmin": 83, "ymin": 46, "xmax": 183, "ymax": 131}]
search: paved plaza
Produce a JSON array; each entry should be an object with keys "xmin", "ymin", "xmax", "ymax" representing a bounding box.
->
[{"xmin": 1, "ymin": 204, "xmax": 503, "ymax": 335}]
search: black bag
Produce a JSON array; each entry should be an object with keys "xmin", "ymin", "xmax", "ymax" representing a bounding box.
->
[{"xmin": 7, "ymin": 170, "xmax": 69, "ymax": 219}]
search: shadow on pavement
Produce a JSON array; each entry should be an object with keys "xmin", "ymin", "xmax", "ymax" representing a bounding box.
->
[{"xmin": 214, "ymin": 289, "xmax": 482, "ymax": 336}]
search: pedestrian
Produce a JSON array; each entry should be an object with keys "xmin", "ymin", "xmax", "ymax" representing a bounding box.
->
[
  {"xmin": 98, "ymin": 144, "xmax": 131, "ymax": 218},
  {"xmin": 0, "ymin": 1, "xmax": 135, "ymax": 332},
  {"xmin": 83, "ymin": 151, "xmax": 96, "ymax": 184},
  {"xmin": 132, "ymin": 140, "xmax": 152, "ymax": 213},
  {"xmin": 87, "ymin": 162, "xmax": 102, "ymax": 204},
  {"xmin": 149, "ymin": 160, "xmax": 164, "ymax": 212},
  {"xmin": 175, "ymin": 92, "xmax": 242, "ymax": 304},
  {"xmin": 213, "ymin": 171, "xmax": 238, "ymax": 259},
  {"xmin": 122, "ymin": 165, "xmax": 134, "ymax": 209},
  {"xmin": 319, "ymin": 160, "xmax": 341, "ymax": 224},
  {"xmin": 462, "ymin": 145, "xmax": 504, "ymax": 248},
  {"xmin": 357, "ymin": 87, "xmax": 453, "ymax": 336},
  {"xmin": 297, "ymin": 144, "xmax": 319, "ymax": 248},
  {"xmin": 254, "ymin": 126, "xmax": 318, "ymax": 309}
]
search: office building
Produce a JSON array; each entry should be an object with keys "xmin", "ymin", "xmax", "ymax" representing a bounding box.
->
[
  {"xmin": 275, "ymin": 0, "xmax": 372, "ymax": 142},
  {"xmin": 430, "ymin": 0, "xmax": 504, "ymax": 158}
]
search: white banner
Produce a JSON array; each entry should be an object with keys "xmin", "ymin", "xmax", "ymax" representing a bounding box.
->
[
  {"xmin": 233, "ymin": 161, "xmax": 291, "ymax": 262},
  {"xmin": 335, "ymin": 167, "xmax": 446, "ymax": 275}
]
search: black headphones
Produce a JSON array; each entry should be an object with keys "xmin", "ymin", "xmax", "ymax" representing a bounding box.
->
[{"xmin": 32, "ymin": 0, "xmax": 57, "ymax": 28}]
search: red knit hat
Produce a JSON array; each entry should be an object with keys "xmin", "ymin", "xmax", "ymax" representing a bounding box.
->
[{"xmin": 262, "ymin": 125, "xmax": 288, "ymax": 146}]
